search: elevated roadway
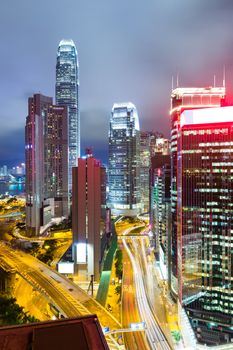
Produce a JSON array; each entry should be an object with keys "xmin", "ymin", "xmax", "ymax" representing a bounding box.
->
[{"xmin": 0, "ymin": 242, "xmax": 122, "ymax": 349}]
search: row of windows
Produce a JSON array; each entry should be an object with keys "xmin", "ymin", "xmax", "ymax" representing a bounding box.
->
[
  {"xmin": 199, "ymin": 141, "xmax": 233, "ymax": 147},
  {"xmin": 182, "ymin": 149, "xmax": 233, "ymax": 154},
  {"xmin": 195, "ymin": 188, "xmax": 232, "ymax": 193},
  {"xmin": 183, "ymin": 129, "xmax": 228, "ymax": 136}
]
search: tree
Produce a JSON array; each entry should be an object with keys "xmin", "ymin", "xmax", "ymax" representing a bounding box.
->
[
  {"xmin": 115, "ymin": 249, "xmax": 123, "ymax": 279},
  {"xmin": 0, "ymin": 295, "xmax": 38, "ymax": 326},
  {"xmin": 36, "ymin": 239, "xmax": 58, "ymax": 265},
  {"xmin": 6, "ymin": 197, "xmax": 17, "ymax": 205},
  {"xmin": 114, "ymin": 285, "xmax": 121, "ymax": 296},
  {"xmin": 171, "ymin": 331, "xmax": 181, "ymax": 343},
  {"xmin": 25, "ymin": 242, "xmax": 40, "ymax": 256}
]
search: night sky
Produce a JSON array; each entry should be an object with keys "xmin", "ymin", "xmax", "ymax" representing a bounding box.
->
[{"xmin": 1, "ymin": 0, "xmax": 233, "ymax": 165}]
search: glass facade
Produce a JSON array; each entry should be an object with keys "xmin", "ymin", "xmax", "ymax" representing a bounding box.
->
[
  {"xmin": 25, "ymin": 94, "xmax": 53, "ymax": 235},
  {"xmin": 150, "ymin": 153, "xmax": 171, "ymax": 280},
  {"xmin": 152, "ymin": 165, "xmax": 171, "ymax": 275},
  {"xmin": 139, "ymin": 132, "xmax": 169, "ymax": 213},
  {"xmin": 108, "ymin": 103, "xmax": 141, "ymax": 216},
  {"xmin": 56, "ymin": 39, "xmax": 80, "ymax": 191},
  {"xmin": 25, "ymin": 95, "xmax": 68, "ymax": 235},
  {"xmin": 44, "ymin": 106, "xmax": 69, "ymax": 218},
  {"xmin": 170, "ymin": 87, "xmax": 226, "ymax": 296},
  {"xmin": 140, "ymin": 131, "xmax": 151, "ymax": 213},
  {"xmin": 179, "ymin": 108, "xmax": 233, "ymax": 308},
  {"xmin": 178, "ymin": 106, "xmax": 233, "ymax": 341}
]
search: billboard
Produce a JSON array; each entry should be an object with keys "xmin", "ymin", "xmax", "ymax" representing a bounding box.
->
[
  {"xmin": 76, "ymin": 242, "xmax": 87, "ymax": 264},
  {"xmin": 58, "ymin": 262, "xmax": 74, "ymax": 274},
  {"xmin": 129, "ymin": 322, "xmax": 145, "ymax": 330}
]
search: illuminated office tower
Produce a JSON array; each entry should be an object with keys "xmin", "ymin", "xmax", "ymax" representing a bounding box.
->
[
  {"xmin": 25, "ymin": 94, "xmax": 52, "ymax": 235},
  {"xmin": 150, "ymin": 154, "xmax": 171, "ymax": 279},
  {"xmin": 56, "ymin": 39, "xmax": 80, "ymax": 191},
  {"xmin": 25, "ymin": 94, "xmax": 68, "ymax": 235},
  {"xmin": 178, "ymin": 106, "xmax": 233, "ymax": 344},
  {"xmin": 170, "ymin": 87, "xmax": 226, "ymax": 296},
  {"xmin": 72, "ymin": 151, "xmax": 106, "ymax": 281},
  {"xmin": 44, "ymin": 105, "xmax": 69, "ymax": 218},
  {"xmin": 2, "ymin": 165, "xmax": 8, "ymax": 176},
  {"xmin": 140, "ymin": 132, "xmax": 169, "ymax": 213},
  {"xmin": 108, "ymin": 103, "xmax": 141, "ymax": 216},
  {"xmin": 154, "ymin": 137, "xmax": 170, "ymax": 155},
  {"xmin": 21, "ymin": 163, "xmax": 26, "ymax": 175},
  {"xmin": 140, "ymin": 131, "xmax": 153, "ymax": 213}
]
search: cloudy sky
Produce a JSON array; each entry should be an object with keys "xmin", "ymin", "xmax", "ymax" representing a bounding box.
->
[{"xmin": 1, "ymin": 0, "xmax": 233, "ymax": 165}]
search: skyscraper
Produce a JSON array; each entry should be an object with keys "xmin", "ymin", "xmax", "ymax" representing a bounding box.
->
[
  {"xmin": 56, "ymin": 39, "xmax": 80, "ymax": 191},
  {"xmin": 150, "ymin": 153, "xmax": 171, "ymax": 279},
  {"xmin": 72, "ymin": 152, "xmax": 106, "ymax": 281},
  {"xmin": 178, "ymin": 106, "xmax": 233, "ymax": 344},
  {"xmin": 140, "ymin": 132, "xmax": 170, "ymax": 213},
  {"xmin": 140, "ymin": 131, "xmax": 152, "ymax": 213},
  {"xmin": 108, "ymin": 103, "xmax": 141, "ymax": 216},
  {"xmin": 25, "ymin": 94, "xmax": 68, "ymax": 235},
  {"xmin": 44, "ymin": 105, "xmax": 69, "ymax": 218},
  {"xmin": 170, "ymin": 87, "xmax": 226, "ymax": 297},
  {"xmin": 25, "ymin": 94, "xmax": 52, "ymax": 235}
]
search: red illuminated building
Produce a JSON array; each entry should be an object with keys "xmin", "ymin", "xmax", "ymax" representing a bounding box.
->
[
  {"xmin": 177, "ymin": 106, "xmax": 233, "ymax": 345},
  {"xmin": 170, "ymin": 86, "xmax": 226, "ymax": 297}
]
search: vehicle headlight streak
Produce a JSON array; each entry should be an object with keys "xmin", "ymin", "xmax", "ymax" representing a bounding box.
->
[
  {"xmin": 122, "ymin": 238, "xmax": 170, "ymax": 350},
  {"xmin": 140, "ymin": 237, "xmax": 154, "ymax": 303}
]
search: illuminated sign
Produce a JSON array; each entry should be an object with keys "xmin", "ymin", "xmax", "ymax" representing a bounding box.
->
[
  {"xmin": 102, "ymin": 327, "xmax": 110, "ymax": 334},
  {"xmin": 76, "ymin": 242, "xmax": 87, "ymax": 264},
  {"xmin": 58, "ymin": 262, "xmax": 74, "ymax": 274},
  {"xmin": 180, "ymin": 106, "xmax": 233, "ymax": 127},
  {"xmin": 129, "ymin": 322, "xmax": 145, "ymax": 330}
]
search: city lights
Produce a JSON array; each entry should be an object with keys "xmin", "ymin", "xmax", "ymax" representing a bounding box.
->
[{"xmin": 1, "ymin": 3, "xmax": 233, "ymax": 349}]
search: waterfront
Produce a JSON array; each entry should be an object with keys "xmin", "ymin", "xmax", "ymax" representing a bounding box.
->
[{"xmin": 0, "ymin": 182, "xmax": 25, "ymax": 196}]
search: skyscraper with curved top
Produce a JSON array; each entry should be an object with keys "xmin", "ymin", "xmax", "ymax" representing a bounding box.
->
[
  {"xmin": 108, "ymin": 102, "xmax": 141, "ymax": 216},
  {"xmin": 56, "ymin": 39, "xmax": 80, "ymax": 191}
]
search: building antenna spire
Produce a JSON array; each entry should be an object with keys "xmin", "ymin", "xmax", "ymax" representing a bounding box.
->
[
  {"xmin": 213, "ymin": 74, "xmax": 216, "ymax": 87},
  {"xmin": 172, "ymin": 75, "xmax": 174, "ymax": 91},
  {"xmin": 223, "ymin": 65, "xmax": 226, "ymax": 88},
  {"xmin": 176, "ymin": 71, "xmax": 179, "ymax": 87}
]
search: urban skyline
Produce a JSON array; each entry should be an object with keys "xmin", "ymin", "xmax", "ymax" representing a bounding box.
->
[
  {"xmin": 1, "ymin": 1, "xmax": 233, "ymax": 165},
  {"xmin": 1, "ymin": 2, "xmax": 233, "ymax": 349}
]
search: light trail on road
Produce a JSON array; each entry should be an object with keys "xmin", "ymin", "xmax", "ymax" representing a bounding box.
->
[
  {"xmin": 0, "ymin": 242, "xmax": 123, "ymax": 350},
  {"xmin": 121, "ymin": 248, "xmax": 150, "ymax": 350},
  {"xmin": 135, "ymin": 237, "xmax": 173, "ymax": 348},
  {"xmin": 139, "ymin": 237, "xmax": 155, "ymax": 303},
  {"xmin": 122, "ymin": 238, "xmax": 171, "ymax": 350}
]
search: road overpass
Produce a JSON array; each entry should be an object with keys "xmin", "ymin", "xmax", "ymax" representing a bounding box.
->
[
  {"xmin": 0, "ymin": 212, "xmax": 23, "ymax": 219},
  {"xmin": 0, "ymin": 242, "xmax": 123, "ymax": 350}
]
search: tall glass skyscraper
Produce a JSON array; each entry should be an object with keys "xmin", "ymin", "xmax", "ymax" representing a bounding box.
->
[
  {"xmin": 56, "ymin": 39, "xmax": 80, "ymax": 190},
  {"xmin": 170, "ymin": 87, "xmax": 226, "ymax": 297},
  {"xmin": 25, "ymin": 94, "xmax": 68, "ymax": 236},
  {"xmin": 108, "ymin": 103, "xmax": 141, "ymax": 216},
  {"xmin": 178, "ymin": 106, "xmax": 233, "ymax": 344}
]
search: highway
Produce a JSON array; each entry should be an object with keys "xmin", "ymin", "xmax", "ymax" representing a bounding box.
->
[
  {"xmin": 122, "ymin": 247, "xmax": 150, "ymax": 350},
  {"xmin": 122, "ymin": 237, "xmax": 171, "ymax": 350},
  {"xmin": 138, "ymin": 237, "xmax": 173, "ymax": 346},
  {"xmin": 0, "ymin": 242, "xmax": 122, "ymax": 349}
]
